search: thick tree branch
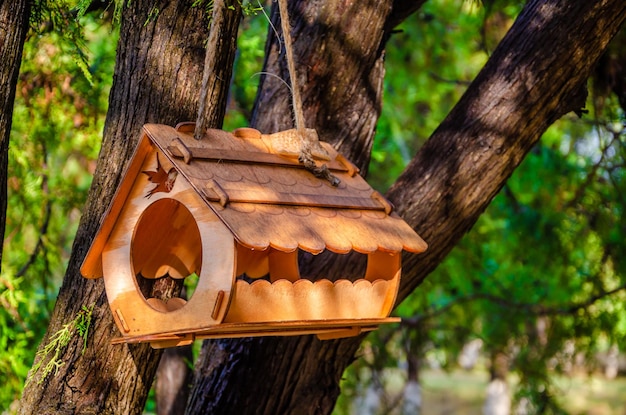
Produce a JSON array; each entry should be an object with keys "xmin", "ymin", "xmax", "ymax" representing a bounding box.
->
[{"xmin": 391, "ymin": 0, "xmax": 626, "ymax": 302}]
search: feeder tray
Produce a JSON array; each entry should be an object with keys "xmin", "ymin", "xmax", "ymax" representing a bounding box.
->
[{"xmin": 80, "ymin": 122, "xmax": 427, "ymax": 348}]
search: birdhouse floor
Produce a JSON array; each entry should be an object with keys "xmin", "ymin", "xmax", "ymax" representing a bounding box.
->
[{"xmin": 111, "ymin": 317, "xmax": 400, "ymax": 348}]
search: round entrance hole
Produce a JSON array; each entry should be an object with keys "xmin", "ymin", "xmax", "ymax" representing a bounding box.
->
[{"xmin": 131, "ymin": 198, "xmax": 202, "ymax": 312}]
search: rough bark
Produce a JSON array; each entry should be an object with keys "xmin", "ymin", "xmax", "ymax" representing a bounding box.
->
[
  {"xmin": 250, "ymin": 0, "xmax": 393, "ymax": 174},
  {"xmin": 19, "ymin": 1, "xmax": 240, "ymax": 413},
  {"xmin": 187, "ymin": 1, "xmax": 626, "ymax": 414},
  {"xmin": 195, "ymin": 0, "xmax": 242, "ymax": 139},
  {"xmin": 0, "ymin": 0, "xmax": 30, "ymax": 273}
]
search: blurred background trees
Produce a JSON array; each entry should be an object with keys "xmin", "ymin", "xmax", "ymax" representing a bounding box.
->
[
  {"xmin": 1, "ymin": 2, "xmax": 116, "ymax": 407},
  {"xmin": 2, "ymin": 0, "xmax": 626, "ymax": 413},
  {"xmin": 340, "ymin": 2, "xmax": 626, "ymax": 413}
]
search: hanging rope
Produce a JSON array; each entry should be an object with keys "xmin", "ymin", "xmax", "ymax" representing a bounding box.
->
[
  {"xmin": 277, "ymin": 0, "xmax": 340, "ymax": 186},
  {"xmin": 277, "ymin": 0, "xmax": 305, "ymax": 134}
]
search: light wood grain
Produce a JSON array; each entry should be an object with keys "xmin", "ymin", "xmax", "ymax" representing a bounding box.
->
[{"xmin": 81, "ymin": 124, "xmax": 427, "ymax": 346}]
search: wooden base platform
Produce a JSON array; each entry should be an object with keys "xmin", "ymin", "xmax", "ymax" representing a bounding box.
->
[{"xmin": 111, "ymin": 317, "xmax": 401, "ymax": 348}]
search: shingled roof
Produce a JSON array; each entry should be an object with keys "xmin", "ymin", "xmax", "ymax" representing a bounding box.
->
[
  {"xmin": 143, "ymin": 123, "xmax": 427, "ymax": 255},
  {"xmin": 82, "ymin": 123, "xmax": 427, "ymax": 280}
]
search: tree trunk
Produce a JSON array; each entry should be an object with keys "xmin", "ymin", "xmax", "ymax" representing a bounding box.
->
[
  {"xmin": 483, "ymin": 351, "xmax": 511, "ymax": 415},
  {"xmin": 19, "ymin": 1, "xmax": 240, "ymax": 413},
  {"xmin": 402, "ymin": 322, "xmax": 425, "ymax": 415},
  {"xmin": 0, "ymin": 0, "xmax": 30, "ymax": 273},
  {"xmin": 186, "ymin": 1, "xmax": 626, "ymax": 414},
  {"xmin": 155, "ymin": 346, "xmax": 193, "ymax": 415},
  {"xmin": 195, "ymin": 0, "xmax": 242, "ymax": 139},
  {"xmin": 250, "ymin": 0, "xmax": 395, "ymax": 172}
]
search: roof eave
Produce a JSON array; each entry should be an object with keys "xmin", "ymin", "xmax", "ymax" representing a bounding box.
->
[{"xmin": 80, "ymin": 132, "xmax": 154, "ymax": 278}]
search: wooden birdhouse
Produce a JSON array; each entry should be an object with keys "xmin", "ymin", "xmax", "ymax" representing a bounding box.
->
[{"xmin": 81, "ymin": 123, "xmax": 427, "ymax": 348}]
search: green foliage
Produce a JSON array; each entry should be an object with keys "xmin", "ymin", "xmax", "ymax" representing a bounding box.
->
[
  {"xmin": 0, "ymin": 276, "xmax": 36, "ymax": 408},
  {"xmin": 372, "ymin": 1, "xmax": 487, "ymax": 190},
  {"xmin": 340, "ymin": 0, "xmax": 626, "ymax": 413},
  {"xmin": 25, "ymin": 303, "xmax": 94, "ymax": 386},
  {"xmin": 74, "ymin": 0, "xmax": 125, "ymax": 24},
  {"xmin": 0, "ymin": 5, "xmax": 117, "ymax": 409},
  {"xmin": 223, "ymin": 1, "xmax": 269, "ymax": 130},
  {"xmin": 239, "ymin": 0, "xmax": 265, "ymax": 17},
  {"xmin": 192, "ymin": 0, "xmax": 266, "ymax": 27},
  {"xmin": 30, "ymin": 0, "xmax": 96, "ymax": 84}
]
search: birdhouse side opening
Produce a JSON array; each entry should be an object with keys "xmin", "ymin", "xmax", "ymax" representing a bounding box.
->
[
  {"xmin": 224, "ymin": 243, "xmax": 401, "ymax": 323},
  {"xmin": 235, "ymin": 245, "xmax": 400, "ymax": 283},
  {"xmin": 131, "ymin": 198, "xmax": 202, "ymax": 312},
  {"xmin": 297, "ymin": 250, "xmax": 366, "ymax": 282},
  {"xmin": 235, "ymin": 244, "xmax": 300, "ymax": 283}
]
